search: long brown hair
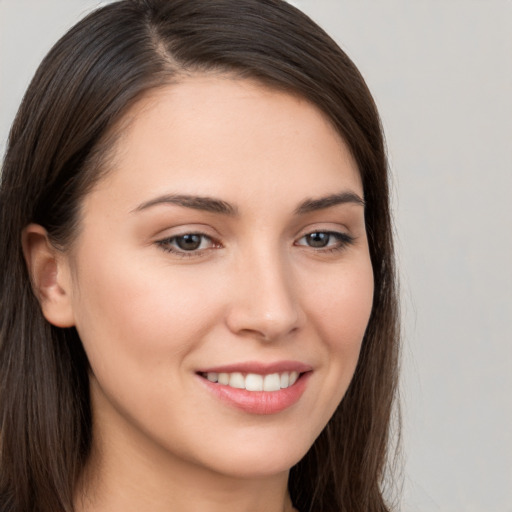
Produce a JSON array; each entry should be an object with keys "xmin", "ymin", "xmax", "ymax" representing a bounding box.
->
[{"xmin": 0, "ymin": 1, "xmax": 400, "ymax": 511}]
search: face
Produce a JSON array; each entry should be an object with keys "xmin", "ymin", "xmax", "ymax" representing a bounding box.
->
[{"xmin": 63, "ymin": 76, "xmax": 374, "ymax": 479}]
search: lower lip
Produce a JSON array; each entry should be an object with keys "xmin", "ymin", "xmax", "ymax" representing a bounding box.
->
[{"xmin": 198, "ymin": 372, "xmax": 311, "ymax": 415}]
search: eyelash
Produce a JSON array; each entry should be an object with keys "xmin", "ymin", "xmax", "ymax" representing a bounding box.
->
[
  {"xmin": 294, "ymin": 231, "xmax": 355, "ymax": 253},
  {"xmin": 156, "ymin": 230, "xmax": 355, "ymax": 258},
  {"xmin": 156, "ymin": 233, "xmax": 219, "ymax": 258}
]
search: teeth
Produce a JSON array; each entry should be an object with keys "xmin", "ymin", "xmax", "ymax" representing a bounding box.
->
[
  {"xmin": 206, "ymin": 372, "xmax": 218, "ymax": 382},
  {"xmin": 204, "ymin": 371, "xmax": 301, "ymax": 392},
  {"xmin": 245, "ymin": 373, "xmax": 263, "ymax": 391},
  {"xmin": 263, "ymin": 373, "xmax": 281, "ymax": 391},
  {"xmin": 229, "ymin": 372, "xmax": 245, "ymax": 389},
  {"xmin": 218, "ymin": 372, "xmax": 229, "ymax": 385}
]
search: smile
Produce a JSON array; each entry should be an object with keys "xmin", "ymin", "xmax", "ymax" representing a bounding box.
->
[
  {"xmin": 196, "ymin": 363, "xmax": 312, "ymax": 415},
  {"xmin": 200, "ymin": 371, "xmax": 300, "ymax": 392}
]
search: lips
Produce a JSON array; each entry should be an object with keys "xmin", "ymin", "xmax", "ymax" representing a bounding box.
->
[{"xmin": 196, "ymin": 361, "xmax": 312, "ymax": 415}]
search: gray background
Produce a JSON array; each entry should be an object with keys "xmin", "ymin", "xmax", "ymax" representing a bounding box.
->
[{"xmin": 1, "ymin": 1, "xmax": 511, "ymax": 510}]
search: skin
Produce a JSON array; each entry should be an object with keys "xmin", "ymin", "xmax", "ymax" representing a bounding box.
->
[{"xmin": 23, "ymin": 76, "xmax": 374, "ymax": 512}]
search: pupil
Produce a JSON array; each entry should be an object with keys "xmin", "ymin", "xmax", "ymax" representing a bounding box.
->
[
  {"xmin": 176, "ymin": 234, "xmax": 202, "ymax": 251},
  {"xmin": 307, "ymin": 232, "xmax": 329, "ymax": 248}
]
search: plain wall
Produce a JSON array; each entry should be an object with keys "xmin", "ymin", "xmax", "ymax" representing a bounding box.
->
[{"xmin": 1, "ymin": 1, "xmax": 511, "ymax": 511}]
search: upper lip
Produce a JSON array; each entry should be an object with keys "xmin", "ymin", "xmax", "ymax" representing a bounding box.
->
[{"xmin": 196, "ymin": 360, "xmax": 313, "ymax": 375}]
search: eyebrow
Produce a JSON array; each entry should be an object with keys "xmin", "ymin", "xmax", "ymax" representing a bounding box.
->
[
  {"xmin": 132, "ymin": 194, "xmax": 238, "ymax": 215},
  {"xmin": 132, "ymin": 190, "xmax": 364, "ymax": 216},
  {"xmin": 294, "ymin": 191, "xmax": 365, "ymax": 214}
]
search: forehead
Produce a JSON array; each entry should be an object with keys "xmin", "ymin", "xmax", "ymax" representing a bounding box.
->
[{"xmin": 86, "ymin": 75, "xmax": 362, "ymax": 213}]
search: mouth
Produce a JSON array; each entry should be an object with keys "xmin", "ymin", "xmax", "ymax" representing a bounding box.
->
[
  {"xmin": 198, "ymin": 370, "xmax": 301, "ymax": 392},
  {"xmin": 196, "ymin": 362, "xmax": 312, "ymax": 415}
]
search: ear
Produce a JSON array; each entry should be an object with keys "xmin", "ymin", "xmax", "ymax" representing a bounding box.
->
[{"xmin": 21, "ymin": 224, "xmax": 76, "ymax": 328}]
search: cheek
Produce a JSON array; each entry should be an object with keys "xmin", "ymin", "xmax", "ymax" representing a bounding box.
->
[
  {"xmin": 70, "ymin": 250, "xmax": 224, "ymax": 377},
  {"xmin": 69, "ymin": 253, "xmax": 229, "ymax": 447},
  {"xmin": 307, "ymin": 257, "xmax": 374, "ymax": 346},
  {"xmin": 304, "ymin": 256, "xmax": 374, "ymax": 395}
]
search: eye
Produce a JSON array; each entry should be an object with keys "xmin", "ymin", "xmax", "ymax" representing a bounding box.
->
[
  {"xmin": 157, "ymin": 233, "xmax": 218, "ymax": 255},
  {"xmin": 295, "ymin": 231, "xmax": 354, "ymax": 251}
]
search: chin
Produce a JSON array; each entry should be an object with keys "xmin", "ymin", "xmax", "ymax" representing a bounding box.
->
[{"xmin": 188, "ymin": 430, "xmax": 315, "ymax": 479}]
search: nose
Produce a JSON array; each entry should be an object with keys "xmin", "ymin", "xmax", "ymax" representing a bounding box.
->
[{"xmin": 225, "ymin": 249, "xmax": 304, "ymax": 342}]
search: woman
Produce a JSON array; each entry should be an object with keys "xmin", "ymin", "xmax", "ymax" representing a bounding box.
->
[{"xmin": 0, "ymin": 1, "xmax": 400, "ymax": 511}]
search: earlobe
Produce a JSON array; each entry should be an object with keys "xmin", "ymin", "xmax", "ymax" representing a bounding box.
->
[{"xmin": 21, "ymin": 224, "xmax": 76, "ymax": 328}]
